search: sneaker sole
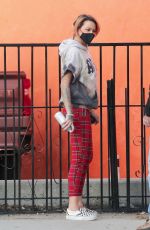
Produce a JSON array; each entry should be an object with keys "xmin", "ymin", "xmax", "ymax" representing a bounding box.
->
[{"xmin": 66, "ymin": 214, "xmax": 97, "ymax": 221}]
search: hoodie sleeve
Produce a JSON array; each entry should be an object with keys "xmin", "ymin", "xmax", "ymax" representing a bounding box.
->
[{"xmin": 62, "ymin": 47, "xmax": 82, "ymax": 82}]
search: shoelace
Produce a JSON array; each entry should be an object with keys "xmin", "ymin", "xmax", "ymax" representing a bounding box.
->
[
  {"xmin": 80, "ymin": 207, "xmax": 96, "ymax": 213},
  {"xmin": 79, "ymin": 208, "xmax": 95, "ymax": 216}
]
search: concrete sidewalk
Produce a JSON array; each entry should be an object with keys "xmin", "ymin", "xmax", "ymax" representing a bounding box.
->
[{"xmin": 0, "ymin": 212, "xmax": 147, "ymax": 230}]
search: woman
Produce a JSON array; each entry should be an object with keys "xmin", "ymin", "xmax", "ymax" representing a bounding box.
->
[{"xmin": 59, "ymin": 14, "xmax": 100, "ymax": 221}]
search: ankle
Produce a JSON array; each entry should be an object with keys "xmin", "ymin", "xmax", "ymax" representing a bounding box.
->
[
  {"xmin": 68, "ymin": 196, "xmax": 83, "ymax": 211},
  {"xmin": 78, "ymin": 203, "xmax": 84, "ymax": 209},
  {"xmin": 68, "ymin": 206, "xmax": 80, "ymax": 211}
]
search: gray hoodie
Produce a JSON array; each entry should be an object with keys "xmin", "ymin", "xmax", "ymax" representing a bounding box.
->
[{"xmin": 59, "ymin": 39, "xmax": 98, "ymax": 109}]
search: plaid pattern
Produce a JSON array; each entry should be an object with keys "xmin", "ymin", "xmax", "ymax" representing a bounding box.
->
[{"xmin": 63, "ymin": 107, "xmax": 93, "ymax": 196}]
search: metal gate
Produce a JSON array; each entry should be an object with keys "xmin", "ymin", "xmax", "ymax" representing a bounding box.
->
[{"xmin": 0, "ymin": 43, "xmax": 149, "ymax": 213}]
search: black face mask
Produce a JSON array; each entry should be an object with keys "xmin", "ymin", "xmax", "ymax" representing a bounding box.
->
[{"xmin": 80, "ymin": 33, "xmax": 95, "ymax": 45}]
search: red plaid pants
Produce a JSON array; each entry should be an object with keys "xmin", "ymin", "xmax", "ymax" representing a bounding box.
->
[{"xmin": 64, "ymin": 107, "xmax": 93, "ymax": 197}]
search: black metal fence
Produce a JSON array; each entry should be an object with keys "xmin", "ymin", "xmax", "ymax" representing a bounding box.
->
[{"xmin": 0, "ymin": 42, "xmax": 150, "ymax": 214}]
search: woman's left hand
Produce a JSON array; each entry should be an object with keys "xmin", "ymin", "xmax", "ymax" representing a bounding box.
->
[{"xmin": 90, "ymin": 110, "xmax": 99, "ymax": 125}]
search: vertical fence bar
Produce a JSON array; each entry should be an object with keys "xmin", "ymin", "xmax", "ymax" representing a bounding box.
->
[
  {"xmin": 99, "ymin": 46, "xmax": 104, "ymax": 210},
  {"xmin": 140, "ymin": 45, "xmax": 145, "ymax": 208},
  {"xmin": 58, "ymin": 54, "xmax": 62, "ymax": 210},
  {"xmin": 112, "ymin": 45, "xmax": 116, "ymax": 208},
  {"xmin": 12, "ymin": 90, "xmax": 16, "ymax": 209},
  {"xmin": 31, "ymin": 46, "xmax": 35, "ymax": 209},
  {"xmin": 4, "ymin": 46, "xmax": 8, "ymax": 209},
  {"xmin": 17, "ymin": 46, "xmax": 22, "ymax": 211},
  {"xmin": 107, "ymin": 79, "xmax": 119, "ymax": 210},
  {"xmin": 45, "ymin": 45, "xmax": 49, "ymax": 211},
  {"xmin": 143, "ymin": 88, "xmax": 147, "ymax": 208},
  {"xmin": 125, "ymin": 45, "xmax": 130, "ymax": 210},
  {"xmin": 112, "ymin": 46, "xmax": 119, "ymax": 210},
  {"xmin": 49, "ymin": 89, "xmax": 53, "ymax": 210},
  {"xmin": 107, "ymin": 89, "xmax": 111, "ymax": 208},
  {"xmin": 107, "ymin": 81, "xmax": 111, "ymax": 208}
]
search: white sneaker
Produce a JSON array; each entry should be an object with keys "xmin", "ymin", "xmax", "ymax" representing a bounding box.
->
[
  {"xmin": 136, "ymin": 218, "xmax": 150, "ymax": 229},
  {"xmin": 66, "ymin": 208, "xmax": 97, "ymax": 221}
]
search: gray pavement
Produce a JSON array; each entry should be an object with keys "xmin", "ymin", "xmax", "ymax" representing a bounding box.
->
[{"xmin": 0, "ymin": 212, "xmax": 147, "ymax": 230}]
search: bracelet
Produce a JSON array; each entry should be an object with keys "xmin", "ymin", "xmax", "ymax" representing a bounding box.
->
[
  {"xmin": 66, "ymin": 113, "xmax": 74, "ymax": 116},
  {"xmin": 66, "ymin": 114, "xmax": 74, "ymax": 120}
]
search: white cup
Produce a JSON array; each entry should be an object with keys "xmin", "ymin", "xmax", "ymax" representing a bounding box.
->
[{"xmin": 54, "ymin": 111, "xmax": 74, "ymax": 133}]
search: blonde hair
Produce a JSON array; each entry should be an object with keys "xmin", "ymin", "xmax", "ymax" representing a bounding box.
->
[{"xmin": 73, "ymin": 14, "xmax": 100, "ymax": 36}]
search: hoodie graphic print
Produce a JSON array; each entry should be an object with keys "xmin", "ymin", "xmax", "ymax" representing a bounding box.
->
[{"xmin": 59, "ymin": 39, "xmax": 98, "ymax": 109}]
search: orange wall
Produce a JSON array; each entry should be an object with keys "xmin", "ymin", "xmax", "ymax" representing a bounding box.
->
[
  {"xmin": 0, "ymin": 0, "xmax": 150, "ymax": 43},
  {"xmin": 0, "ymin": 0, "xmax": 150, "ymax": 179}
]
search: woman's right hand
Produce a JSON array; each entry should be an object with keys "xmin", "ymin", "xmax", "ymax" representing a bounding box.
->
[
  {"xmin": 90, "ymin": 110, "xmax": 99, "ymax": 125},
  {"xmin": 62, "ymin": 114, "xmax": 74, "ymax": 131}
]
